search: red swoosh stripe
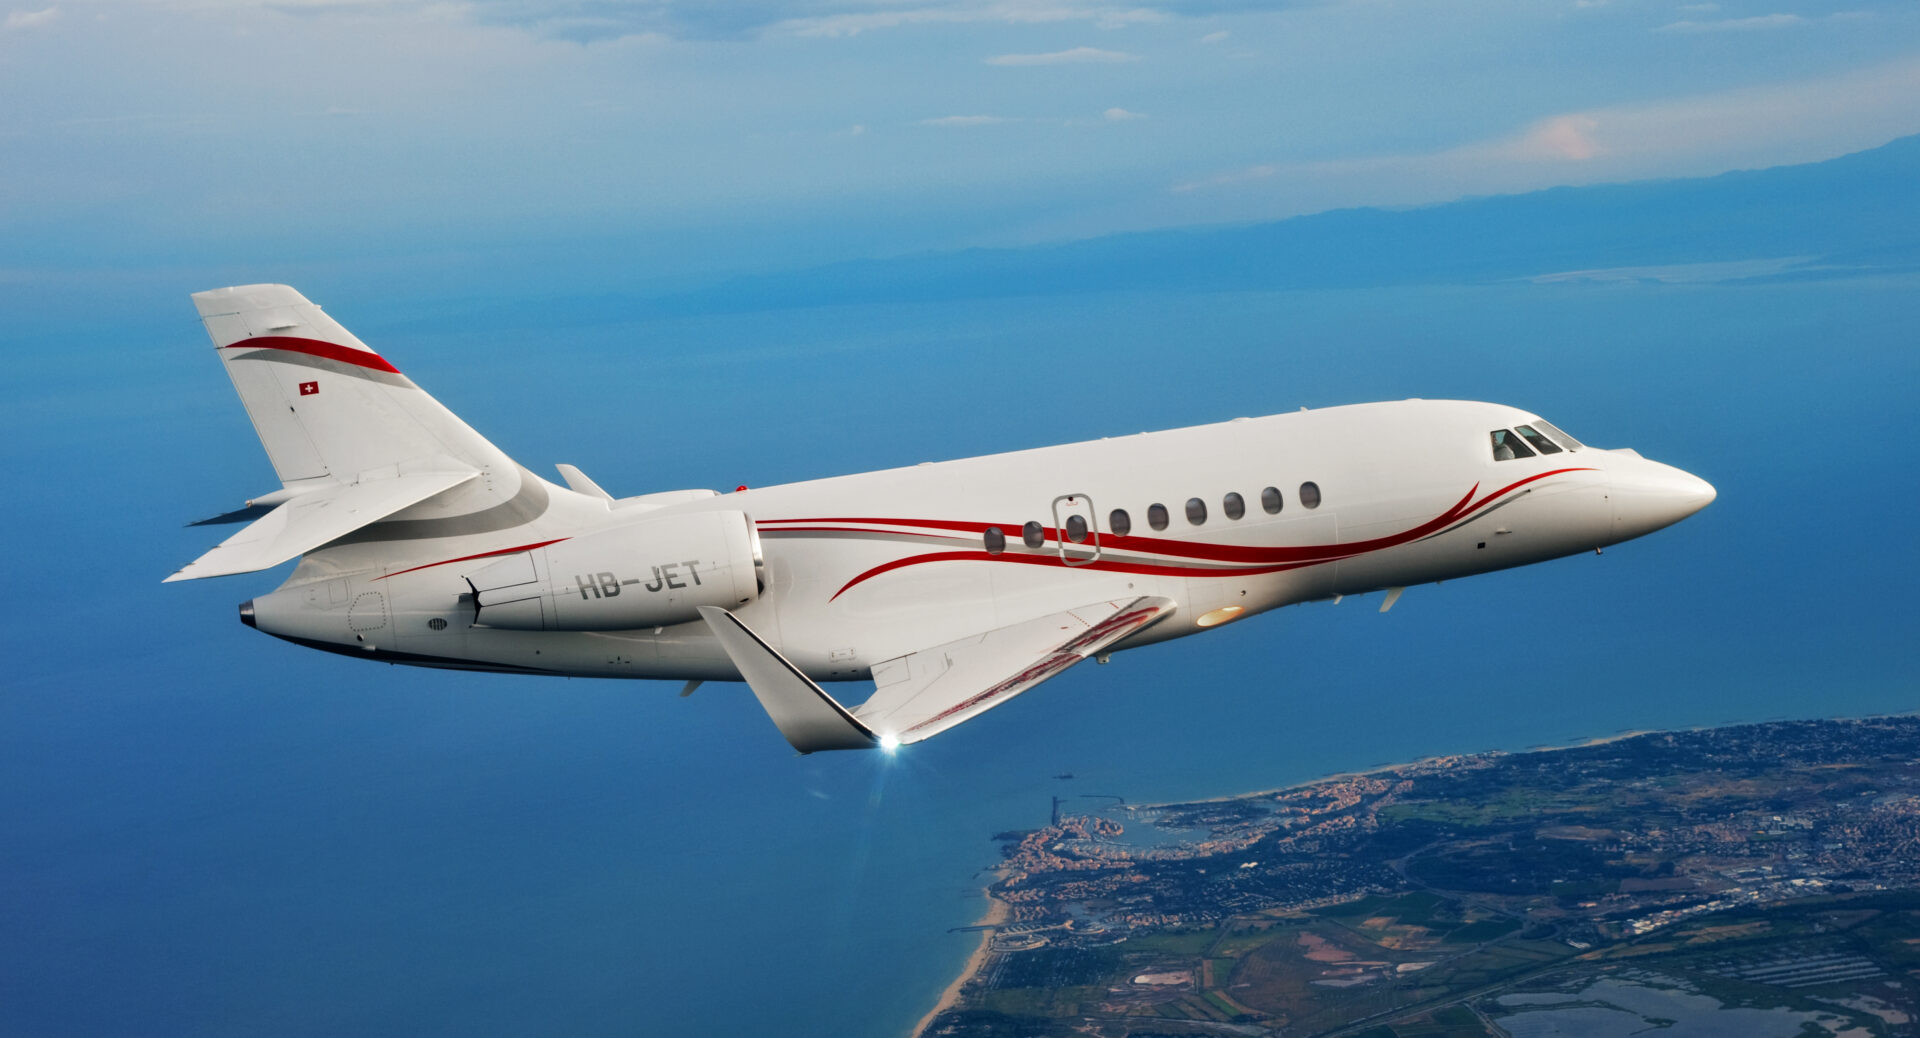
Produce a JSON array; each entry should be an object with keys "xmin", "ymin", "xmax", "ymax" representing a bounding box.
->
[
  {"xmin": 221, "ymin": 335, "xmax": 403, "ymax": 374},
  {"xmin": 822, "ymin": 468, "xmax": 1596, "ymax": 600}
]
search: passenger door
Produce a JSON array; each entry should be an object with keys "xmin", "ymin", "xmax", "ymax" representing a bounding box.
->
[{"xmin": 1050, "ymin": 494, "xmax": 1100, "ymax": 566}]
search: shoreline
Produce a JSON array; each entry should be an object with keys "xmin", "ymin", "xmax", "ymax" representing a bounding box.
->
[
  {"xmin": 1132, "ymin": 727, "xmax": 1669, "ymax": 809},
  {"xmin": 909, "ymin": 884, "xmax": 1009, "ymax": 1038}
]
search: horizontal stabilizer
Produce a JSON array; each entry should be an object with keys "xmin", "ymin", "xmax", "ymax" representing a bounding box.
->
[
  {"xmin": 855, "ymin": 596, "xmax": 1176, "ymax": 746},
  {"xmin": 166, "ymin": 466, "xmax": 478, "ymax": 582},
  {"xmin": 696, "ymin": 606, "xmax": 879, "ymax": 753},
  {"xmin": 187, "ymin": 503, "xmax": 276, "ymax": 527}
]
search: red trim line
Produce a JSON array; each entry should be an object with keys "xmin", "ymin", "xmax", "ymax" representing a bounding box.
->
[
  {"xmin": 821, "ymin": 468, "xmax": 1597, "ymax": 600},
  {"xmin": 375, "ymin": 538, "xmax": 570, "ymax": 580},
  {"xmin": 221, "ymin": 335, "xmax": 403, "ymax": 374},
  {"xmin": 830, "ymin": 551, "xmax": 1312, "ymax": 601}
]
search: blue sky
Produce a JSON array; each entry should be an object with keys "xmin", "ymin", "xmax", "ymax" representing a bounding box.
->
[{"xmin": 4, "ymin": 0, "xmax": 1917, "ymax": 279}]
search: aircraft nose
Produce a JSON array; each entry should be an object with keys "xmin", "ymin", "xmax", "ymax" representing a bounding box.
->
[{"xmin": 1610, "ymin": 455, "xmax": 1716, "ymax": 543}]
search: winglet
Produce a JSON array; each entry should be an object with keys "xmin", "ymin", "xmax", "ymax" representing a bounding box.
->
[{"xmin": 696, "ymin": 607, "xmax": 879, "ymax": 753}]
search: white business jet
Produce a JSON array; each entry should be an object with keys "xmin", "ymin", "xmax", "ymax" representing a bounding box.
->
[{"xmin": 170, "ymin": 285, "xmax": 1715, "ymax": 753}]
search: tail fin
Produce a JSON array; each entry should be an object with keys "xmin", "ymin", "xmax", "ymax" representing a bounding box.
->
[
  {"xmin": 171, "ymin": 285, "xmax": 548, "ymax": 581},
  {"xmin": 193, "ymin": 284, "xmax": 511, "ymax": 484}
]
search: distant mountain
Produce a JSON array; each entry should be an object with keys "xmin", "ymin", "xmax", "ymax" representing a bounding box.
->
[{"xmin": 666, "ymin": 134, "xmax": 1920, "ymax": 312}]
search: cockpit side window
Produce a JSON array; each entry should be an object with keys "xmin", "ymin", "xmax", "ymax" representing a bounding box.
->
[
  {"xmin": 1490, "ymin": 429, "xmax": 1536, "ymax": 461},
  {"xmin": 1514, "ymin": 424, "xmax": 1563, "ymax": 455},
  {"xmin": 1532, "ymin": 419, "xmax": 1583, "ymax": 450}
]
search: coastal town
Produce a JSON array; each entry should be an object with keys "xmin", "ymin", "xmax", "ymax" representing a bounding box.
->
[{"xmin": 917, "ymin": 716, "xmax": 1920, "ymax": 1037}]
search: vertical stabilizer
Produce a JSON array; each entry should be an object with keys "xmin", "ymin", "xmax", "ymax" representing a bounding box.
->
[
  {"xmin": 192, "ymin": 284, "xmax": 514, "ymax": 486},
  {"xmin": 182, "ymin": 285, "xmax": 564, "ymax": 576}
]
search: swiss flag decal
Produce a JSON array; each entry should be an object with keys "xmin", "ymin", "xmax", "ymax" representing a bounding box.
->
[{"xmin": 298, "ymin": 381, "xmax": 319, "ymax": 396}]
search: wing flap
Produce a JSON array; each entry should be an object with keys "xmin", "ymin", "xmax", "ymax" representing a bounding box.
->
[
  {"xmin": 854, "ymin": 595, "xmax": 1177, "ymax": 745},
  {"xmin": 165, "ymin": 466, "xmax": 479, "ymax": 582}
]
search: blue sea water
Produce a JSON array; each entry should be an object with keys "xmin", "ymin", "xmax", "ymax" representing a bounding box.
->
[{"xmin": 1, "ymin": 274, "xmax": 1914, "ymax": 1036}]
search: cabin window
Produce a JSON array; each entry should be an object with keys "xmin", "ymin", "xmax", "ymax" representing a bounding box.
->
[
  {"xmin": 1222, "ymin": 491, "xmax": 1245, "ymax": 521},
  {"xmin": 1490, "ymin": 429, "xmax": 1536, "ymax": 461},
  {"xmin": 1515, "ymin": 424, "xmax": 1563, "ymax": 455},
  {"xmin": 1299, "ymin": 481, "xmax": 1322, "ymax": 509},
  {"xmin": 1022, "ymin": 521, "xmax": 1045, "ymax": 549},
  {"xmin": 1261, "ymin": 486, "xmax": 1283, "ymax": 514},
  {"xmin": 1109, "ymin": 509, "xmax": 1131, "ymax": 536},
  {"xmin": 1065, "ymin": 514, "xmax": 1089, "ymax": 543},
  {"xmin": 1148, "ymin": 503, "xmax": 1170, "ymax": 531},
  {"xmin": 983, "ymin": 526, "xmax": 1005, "ymax": 555},
  {"xmin": 1532, "ymin": 419, "xmax": 1583, "ymax": 450},
  {"xmin": 1186, "ymin": 497, "xmax": 1207, "ymax": 525}
]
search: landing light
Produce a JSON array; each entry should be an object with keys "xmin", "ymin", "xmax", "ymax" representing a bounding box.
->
[
  {"xmin": 879, "ymin": 733, "xmax": 901, "ymax": 753},
  {"xmin": 1196, "ymin": 605, "xmax": 1245, "ymax": 628}
]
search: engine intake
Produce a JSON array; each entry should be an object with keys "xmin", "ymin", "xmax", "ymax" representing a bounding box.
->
[{"xmin": 466, "ymin": 510, "xmax": 763, "ymax": 631}]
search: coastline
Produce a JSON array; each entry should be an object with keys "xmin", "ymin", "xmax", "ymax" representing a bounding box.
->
[
  {"xmin": 1132, "ymin": 728, "xmax": 1666, "ymax": 809},
  {"xmin": 909, "ymin": 885, "xmax": 1009, "ymax": 1038}
]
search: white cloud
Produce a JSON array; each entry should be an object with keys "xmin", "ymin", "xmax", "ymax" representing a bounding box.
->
[
  {"xmin": 918, "ymin": 114, "xmax": 1011, "ymax": 127},
  {"xmin": 985, "ymin": 46, "xmax": 1139, "ymax": 66},
  {"xmin": 1171, "ymin": 55, "xmax": 1920, "ymax": 204},
  {"xmin": 1200, "ymin": 30, "xmax": 1228, "ymax": 43},
  {"xmin": 1104, "ymin": 107, "xmax": 1146, "ymax": 121},
  {"xmin": 1507, "ymin": 113, "xmax": 1602, "ymax": 160},
  {"xmin": 4, "ymin": 5, "xmax": 58, "ymax": 29},
  {"xmin": 1654, "ymin": 13, "xmax": 1805, "ymax": 32}
]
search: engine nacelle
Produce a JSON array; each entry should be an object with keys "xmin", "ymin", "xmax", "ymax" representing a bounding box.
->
[{"xmin": 465, "ymin": 511, "xmax": 763, "ymax": 631}]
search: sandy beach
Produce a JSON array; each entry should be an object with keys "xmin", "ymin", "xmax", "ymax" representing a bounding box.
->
[{"xmin": 909, "ymin": 888, "xmax": 1010, "ymax": 1037}]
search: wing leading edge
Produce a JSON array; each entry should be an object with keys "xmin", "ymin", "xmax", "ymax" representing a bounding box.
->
[{"xmin": 698, "ymin": 596, "xmax": 1177, "ymax": 753}]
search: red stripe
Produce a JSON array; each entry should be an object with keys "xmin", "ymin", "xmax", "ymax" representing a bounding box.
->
[
  {"xmin": 829, "ymin": 551, "xmax": 1312, "ymax": 601},
  {"xmin": 221, "ymin": 335, "xmax": 403, "ymax": 374},
  {"xmin": 824, "ymin": 468, "xmax": 1599, "ymax": 599},
  {"xmin": 375, "ymin": 538, "xmax": 571, "ymax": 580}
]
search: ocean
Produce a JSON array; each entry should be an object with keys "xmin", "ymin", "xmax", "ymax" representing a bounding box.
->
[{"xmin": 2, "ymin": 274, "xmax": 1913, "ymax": 1036}]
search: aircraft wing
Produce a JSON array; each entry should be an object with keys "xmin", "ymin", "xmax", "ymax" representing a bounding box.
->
[
  {"xmin": 698, "ymin": 596, "xmax": 1177, "ymax": 753},
  {"xmin": 166, "ymin": 466, "xmax": 479, "ymax": 582}
]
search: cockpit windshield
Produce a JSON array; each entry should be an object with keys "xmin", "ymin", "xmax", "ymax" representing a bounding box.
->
[
  {"xmin": 1490, "ymin": 429, "xmax": 1534, "ymax": 460},
  {"xmin": 1491, "ymin": 419, "xmax": 1583, "ymax": 461},
  {"xmin": 1514, "ymin": 425, "xmax": 1563, "ymax": 455},
  {"xmin": 1531, "ymin": 419, "xmax": 1582, "ymax": 450}
]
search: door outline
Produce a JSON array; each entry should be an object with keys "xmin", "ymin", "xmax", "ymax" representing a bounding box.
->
[{"xmin": 1051, "ymin": 494, "xmax": 1101, "ymax": 566}]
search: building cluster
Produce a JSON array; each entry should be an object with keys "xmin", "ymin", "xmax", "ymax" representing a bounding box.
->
[{"xmin": 981, "ymin": 718, "xmax": 1920, "ymax": 951}]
